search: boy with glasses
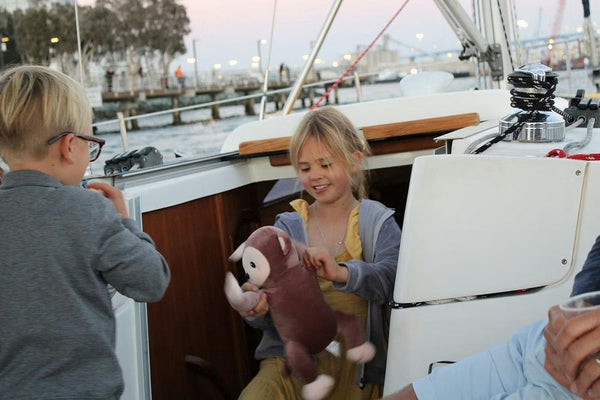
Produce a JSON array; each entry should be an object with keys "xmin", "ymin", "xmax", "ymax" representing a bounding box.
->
[{"xmin": 0, "ymin": 65, "xmax": 170, "ymax": 399}]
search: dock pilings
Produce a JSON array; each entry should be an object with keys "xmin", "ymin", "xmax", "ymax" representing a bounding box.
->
[{"xmin": 100, "ymin": 80, "xmax": 338, "ymax": 126}]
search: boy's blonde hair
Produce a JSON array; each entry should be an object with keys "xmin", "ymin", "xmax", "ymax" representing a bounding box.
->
[
  {"xmin": 0, "ymin": 65, "xmax": 93, "ymax": 164},
  {"xmin": 290, "ymin": 106, "xmax": 371, "ymax": 199}
]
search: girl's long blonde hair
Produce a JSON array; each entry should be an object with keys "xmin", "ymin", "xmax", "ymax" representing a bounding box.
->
[{"xmin": 290, "ymin": 106, "xmax": 371, "ymax": 198}]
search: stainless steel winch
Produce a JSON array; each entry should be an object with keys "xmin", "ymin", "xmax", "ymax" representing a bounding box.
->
[{"xmin": 499, "ymin": 64, "xmax": 566, "ymax": 143}]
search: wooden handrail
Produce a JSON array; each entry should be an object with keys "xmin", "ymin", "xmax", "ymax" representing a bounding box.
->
[
  {"xmin": 361, "ymin": 113, "xmax": 479, "ymax": 140},
  {"xmin": 238, "ymin": 137, "xmax": 292, "ymax": 156},
  {"xmin": 238, "ymin": 112, "xmax": 480, "ymax": 156}
]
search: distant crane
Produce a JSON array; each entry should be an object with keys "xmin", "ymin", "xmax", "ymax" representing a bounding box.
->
[
  {"xmin": 382, "ymin": 34, "xmax": 429, "ymax": 58},
  {"xmin": 535, "ymin": 7, "xmax": 543, "ymax": 40},
  {"xmin": 545, "ymin": 0, "xmax": 566, "ymax": 66}
]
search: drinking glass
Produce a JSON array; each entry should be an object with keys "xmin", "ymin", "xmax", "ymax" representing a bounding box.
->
[
  {"xmin": 559, "ymin": 291, "xmax": 600, "ymax": 362},
  {"xmin": 559, "ymin": 290, "xmax": 600, "ymax": 319}
]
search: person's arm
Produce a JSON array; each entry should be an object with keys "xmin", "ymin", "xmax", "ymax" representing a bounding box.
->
[
  {"xmin": 544, "ymin": 305, "xmax": 600, "ymax": 399},
  {"xmin": 85, "ymin": 182, "xmax": 129, "ymax": 217},
  {"xmin": 86, "ymin": 190, "xmax": 170, "ymax": 302},
  {"xmin": 303, "ymin": 246, "xmax": 349, "ymax": 282},
  {"xmin": 571, "ymin": 235, "xmax": 600, "ymax": 297},
  {"xmin": 333, "ymin": 216, "xmax": 401, "ymax": 302}
]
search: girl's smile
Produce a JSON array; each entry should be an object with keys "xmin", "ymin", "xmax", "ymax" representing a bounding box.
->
[{"xmin": 297, "ymin": 137, "xmax": 354, "ymax": 207}]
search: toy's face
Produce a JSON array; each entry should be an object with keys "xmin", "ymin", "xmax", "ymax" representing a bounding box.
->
[{"xmin": 242, "ymin": 246, "xmax": 271, "ymax": 287}]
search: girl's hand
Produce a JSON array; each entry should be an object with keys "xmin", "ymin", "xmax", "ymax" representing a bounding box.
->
[
  {"xmin": 240, "ymin": 282, "xmax": 268, "ymax": 317},
  {"xmin": 85, "ymin": 182, "xmax": 129, "ymax": 218},
  {"xmin": 544, "ymin": 305, "xmax": 600, "ymax": 399},
  {"xmin": 303, "ymin": 246, "xmax": 349, "ymax": 283}
]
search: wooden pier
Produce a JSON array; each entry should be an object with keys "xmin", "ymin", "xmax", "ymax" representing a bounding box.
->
[{"xmin": 98, "ymin": 79, "xmax": 347, "ymax": 127}]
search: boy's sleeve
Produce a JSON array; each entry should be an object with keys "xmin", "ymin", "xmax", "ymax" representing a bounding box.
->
[
  {"xmin": 333, "ymin": 216, "xmax": 400, "ymax": 302},
  {"xmin": 572, "ymin": 235, "xmax": 600, "ymax": 296},
  {"xmin": 95, "ymin": 211, "xmax": 170, "ymax": 302}
]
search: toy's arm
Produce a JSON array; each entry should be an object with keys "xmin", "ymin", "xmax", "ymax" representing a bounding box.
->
[{"xmin": 224, "ymin": 272, "xmax": 260, "ymax": 313}]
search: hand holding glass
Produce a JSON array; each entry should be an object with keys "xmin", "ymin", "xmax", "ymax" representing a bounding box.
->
[{"xmin": 559, "ymin": 290, "xmax": 600, "ymax": 363}]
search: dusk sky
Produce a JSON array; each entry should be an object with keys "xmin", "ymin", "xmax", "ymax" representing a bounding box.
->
[
  {"xmin": 79, "ymin": 0, "xmax": 600, "ymax": 75},
  {"xmin": 173, "ymin": 0, "xmax": 599, "ymax": 73}
]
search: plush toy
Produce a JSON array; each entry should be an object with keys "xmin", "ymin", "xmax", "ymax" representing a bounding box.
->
[{"xmin": 224, "ymin": 226, "xmax": 375, "ymax": 400}]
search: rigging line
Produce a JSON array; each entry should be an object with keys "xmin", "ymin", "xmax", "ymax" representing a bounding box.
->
[
  {"xmin": 73, "ymin": 0, "xmax": 84, "ymax": 85},
  {"xmin": 259, "ymin": 0, "xmax": 278, "ymax": 120},
  {"xmin": 495, "ymin": 0, "xmax": 516, "ymax": 73},
  {"xmin": 310, "ymin": 0, "xmax": 411, "ymax": 110}
]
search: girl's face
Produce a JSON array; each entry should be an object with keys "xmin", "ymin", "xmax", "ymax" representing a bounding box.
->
[{"xmin": 296, "ymin": 137, "xmax": 354, "ymax": 205}]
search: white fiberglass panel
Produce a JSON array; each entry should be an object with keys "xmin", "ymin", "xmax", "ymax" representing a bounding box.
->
[
  {"xmin": 383, "ymin": 285, "xmax": 572, "ymax": 395},
  {"xmin": 395, "ymin": 154, "xmax": 585, "ymax": 303},
  {"xmin": 113, "ymin": 293, "xmax": 145, "ymax": 400}
]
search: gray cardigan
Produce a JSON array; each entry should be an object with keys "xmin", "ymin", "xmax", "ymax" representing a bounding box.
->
[
  {"xmin": 0, "ymin": 170, "xmax": 170, "ymax": 399},
  {"xmin": 248, "ymin": 199, "xmax": 401, "ymax": 385}
]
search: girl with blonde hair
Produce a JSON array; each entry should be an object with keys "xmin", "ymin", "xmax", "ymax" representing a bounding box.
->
[{"xmin": 239, "ymin": 106, "xmax": 401, "ymax": 400}]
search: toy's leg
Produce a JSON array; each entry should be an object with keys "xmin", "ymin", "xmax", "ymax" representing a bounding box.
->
[
  {"xmin": 302, "ymin": 375, "xmax": 334, "ymax": 400},
  {"xmin": 334, "ymin": 311, "xmax": 365, "ymax": 348},
  {"xmin": 285, "ymin": 340, "xmax": 317, "ymax": 383},
  {"xmin": 334, "ymin": 311, "xmax": 376, "ymax": 363},
  {"xmin": 285, "ymin": 341, "xmax": 334, "ymax": 400}
]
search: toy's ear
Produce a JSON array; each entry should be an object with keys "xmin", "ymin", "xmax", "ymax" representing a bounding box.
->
[
  {"xmin": 229, "ymin": 242, "xmax": 246, "ymax": 262},
  {"xmin": 277, "ymin": 232, "xmax": 291, "ymax": 256}
]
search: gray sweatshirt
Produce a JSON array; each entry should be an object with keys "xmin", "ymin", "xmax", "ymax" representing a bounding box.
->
[
  {"xmin": 0, "ymin": 170, "xmax": 170, "ymax": 399},
  {"xmin": 248, "ymin": 199, "xmax": 401, "ymax": 385}
]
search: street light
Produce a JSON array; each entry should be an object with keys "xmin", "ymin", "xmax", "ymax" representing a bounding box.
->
[
  {"xmin": 212, "ymin": 63, "xmax": 222, "ymax": 83},
  {"xmin": 49, "ymin": 37, "xmax": 62, "ymax": 71},
  {"xmin": 192, "ymin": 38, "xmax": 200, "ymax": 88},
  {"xmin": 257, "ymin": 39, "xmax": 267, "ymax": 74},
  {"xmin": 187, "ymin": 57, "xmax": 196, "ymax": 83},
  {"xmin": 0, "ymin": 36, "xmax": 9, "ymax": 68}
]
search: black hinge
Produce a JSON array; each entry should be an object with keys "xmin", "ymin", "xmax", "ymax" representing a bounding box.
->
[{"xmin": 387, "ymin": 300, "xmax": 421, "ymax": 309}]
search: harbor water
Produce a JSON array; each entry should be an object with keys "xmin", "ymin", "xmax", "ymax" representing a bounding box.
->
[{"xmin": 91, "ymin": 69, "xmax": 599, "ymax": 172}]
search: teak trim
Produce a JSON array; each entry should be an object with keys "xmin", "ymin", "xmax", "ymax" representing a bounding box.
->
[{"xmin": 238, "ymin": 112, "xmax": 480, "ymax": 157}]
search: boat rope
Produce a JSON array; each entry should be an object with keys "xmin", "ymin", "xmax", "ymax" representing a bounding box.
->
[
  {"xmin": 474, "ymin": 67, "xmax": 570, "ymax": 154},
  {"xmin": 547, "ymin": 117, "xmax": 597, "ymax": 159},
  {"xmin": 546, "ymin": 149, "xmax": 600, "ymax": 160},
  {"xmin": 471, "ymin": 111, "xmax": 530, "ymax": 154},
  {"xmin": 495, "ymin": 0, "xmax": 516, "ymax": 73},
  {"xmin": 310, "ymin": 0, "xmax": 411, "ymax": 110},
  {"xmin": 507, "ymin": 70, "xmax": 558, "ymax": 113}
]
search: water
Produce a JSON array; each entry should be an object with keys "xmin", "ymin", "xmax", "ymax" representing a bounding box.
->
[{"xmin": 91, "ymin": 69, "xmax": 598, "ymax": 171}]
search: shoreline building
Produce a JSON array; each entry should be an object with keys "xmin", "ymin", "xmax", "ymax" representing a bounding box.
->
[{"xmin": 0, "ymin": 0, "xmax": 70, "ymax": 12}]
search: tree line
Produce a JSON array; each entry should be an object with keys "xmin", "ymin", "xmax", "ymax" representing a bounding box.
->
[{"xmin": 0, "ymin": 0, "xmax": 191, "ymax": 81}]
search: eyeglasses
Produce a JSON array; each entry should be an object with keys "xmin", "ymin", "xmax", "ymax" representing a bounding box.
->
[{"xmin": 47, "ymin": 132, "xmax": 105, "ymax": 162}]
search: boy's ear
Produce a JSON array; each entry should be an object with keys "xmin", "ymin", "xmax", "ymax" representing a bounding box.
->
[{"xmin": 58, "ymin": 133, "xmax": 76, "ymax": 164}]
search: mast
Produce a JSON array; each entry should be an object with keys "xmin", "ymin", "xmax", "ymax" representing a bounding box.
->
[
  {"xmin": 582, "ymin": 0, "xmax": 598, "ymax": 65},
  {"xmin": 281, "ymin": 0, "xmax": 343, "ymax": 115},
  {"xmin": 433, "ymin": 0, "xmax": 518, "ymax": 89},
  {"xmin": 73, "ymin": 0, "xmax": 84, "ymax": 85},
  {"xmin": 582, "ymin": 0, "xmax": 600, "ymax": 91}
]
